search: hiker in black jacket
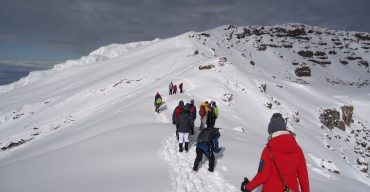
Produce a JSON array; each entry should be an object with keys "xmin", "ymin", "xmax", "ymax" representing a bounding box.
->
[
  {"xmin": 206, "ymin": 106, "xmax": 216, "ymax": 128},
  {"xmin": 189, "ymin": 99, "xmax": 197, "ymax": 135},
  {"xmin": 176, "ymin": 104, "xmax": 193, "ymax": 152}
]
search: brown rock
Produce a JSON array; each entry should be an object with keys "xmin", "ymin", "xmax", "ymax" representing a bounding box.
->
[
  {"xmin": 295, "ymin": 66, "xmax": 311, "ymax": 77},
  {"xmin": 341, "ymin": 105, "xmax": 354, "ymax": 127},
  {"xmin": 298, "ymin": 50, "xmax": 314, "ymax": 57},
  {"xmin": 320, "ymin": 109, "xmax": 340, "ymax": 130}
]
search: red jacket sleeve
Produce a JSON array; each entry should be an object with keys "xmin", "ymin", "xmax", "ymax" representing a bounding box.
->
[
  {"xmin": 245, "ymin": 147, "xmax": 272, "ymax": 191},
  {"xmin": 297, "ymin": 147, "xmax": 310, "ymax": 192}
]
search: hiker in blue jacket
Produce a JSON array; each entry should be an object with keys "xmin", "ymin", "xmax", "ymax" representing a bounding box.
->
[{"xmin": 193, "ymin": 127, "xmax": 221, "ymax": 172}]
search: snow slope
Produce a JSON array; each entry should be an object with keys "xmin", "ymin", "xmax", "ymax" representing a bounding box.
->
[{"xmin": 0, "ymin": 24, "xmax": 369, "ymax": 192}]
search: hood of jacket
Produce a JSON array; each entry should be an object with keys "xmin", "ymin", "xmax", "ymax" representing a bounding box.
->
[{"xmin": 267, "ymin": 131, "xmax": 298, "ymax": 154}]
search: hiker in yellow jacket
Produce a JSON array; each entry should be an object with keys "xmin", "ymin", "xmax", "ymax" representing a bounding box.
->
[{"xmin": 199, "ymin": 101, "xmax": 210, "ymax": 130}]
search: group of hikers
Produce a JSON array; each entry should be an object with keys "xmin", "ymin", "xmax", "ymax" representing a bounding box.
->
[
  {"xmin": 154, "ymin": 90, "xmax": 310, "ymax": 191},
  {"xmin": 171, "ymin": 99, "xmax": 221, "ymax": 173},
  {"xmin": 154, "ymin": 82, "xmax": 185, "ymax": 113},
  {"xmin": 169, "ymin": 82, "xmax": 184, "ymax": 95}
]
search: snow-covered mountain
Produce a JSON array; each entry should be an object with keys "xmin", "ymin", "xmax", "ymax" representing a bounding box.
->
[{"xmin": 0, "ymin": 24, "xmax": 369, "ymax": 192}]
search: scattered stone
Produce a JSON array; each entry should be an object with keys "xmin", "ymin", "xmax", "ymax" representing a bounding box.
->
[
  {"xmin": 328, "ymin": 50, "xmax": 337, "ymax": 55},
  {"xmin": 314, "ymin": 51, "xmax": 326, "ymax": 56},
  {"xmin": 200, "ymin": 33, "xmax": 210, "ymax": 37},
  {"xmin": 292, "ymin": 60, "xmax": 299, "ymax": 65},
  {"xmin": 347, "ymin": 56, "xmax": 362, "ymax": 61},
  {"xmin": 257, "ymin": 44, "xmax": 267, "ymax": 51},
  {"xmin": 199, "ymin": 64, "xmax": 215, "ymax": 70},
  {"xmin": 222, "ymin": 93, "xmax": 233, "ymax": 102},
  {"xmin": 265, "ymin": 102, "xmax": 273, "ymax": 109},
  {"xmin": 359, "ymin": 60, "xmax": 369, "ymax": 67},
  {"xmin": 309, "ymin": 59, "xmax": 331, "ymax": 65},
  {"xmin": 340, "ymin": 60, "xmax": 349, "ymax": 65},
  {"xmin": 1, "ymin": 138, "xmax": 33, "ymax": 151}
]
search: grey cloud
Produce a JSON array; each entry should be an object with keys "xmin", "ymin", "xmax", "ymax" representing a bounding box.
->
[{"xmin": 0, "ymin": 0, "xmax": 369, "ymax": 61}]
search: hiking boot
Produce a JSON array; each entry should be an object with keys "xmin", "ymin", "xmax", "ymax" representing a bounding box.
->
[
  {"xmin": 185, "ymin": 142, "xmax": 189, "ymax": 152},
  {"xmin": 179, "ymin": 143, "xmax": 183, "ymax": 152},
  {"xmin": 208, "ymin": 168, "xmax": 214, "ymax": 172}
]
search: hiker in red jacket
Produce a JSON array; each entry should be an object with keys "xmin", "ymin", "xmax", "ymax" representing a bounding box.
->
[
  {"xmin": 172, "ymin": 100, "xmax": 184, "ymax": 140},
  {"xmin": 241, "ymin": 113, "xmax": 310, "ymax": 192},
  {"xmin": 173, "ymin": 84, "xmax": 177, "ymax": 94}
]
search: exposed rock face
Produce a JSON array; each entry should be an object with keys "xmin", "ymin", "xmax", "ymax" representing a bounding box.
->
[
  {"xmin": 320, "ymin": 105, "xmax": 355, "ymax": 131},
  {"xmin": 341, "ymin": 105, "xmax": 354, "ymax": 126},
  {"xmin": 295, "ymin": 66, "xmax": 311, "ymax": 77},
  {"xmin": 297, "ymin": 50, "xmax": 314, "ymax": 57},
  {"xmin": 355, "ymin": 33, "xmax": 370, "ymax": 41},
  {"xmin": 320, "ymin": 109, "xmax": 341, "ymax": 130}
]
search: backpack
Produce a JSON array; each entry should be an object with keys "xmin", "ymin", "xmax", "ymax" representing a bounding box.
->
[
  {"xmin": 199, "ymin": 105, "xmax": 206, "ymax": 117},
  {"xmin": 175, "ymin": 106, "xmax": 183, "ymax": 119},
  {"xmin": 213, "ymin": 106, "xmax": 219, "ymax": 118},
  {"xmin": 155, "ymin": 98, "xmax": 162, "ymax": 104},
  {"xmin": 191, "ymin": 105, "xmax": 196, "ymax": 113},
  {"xmin": 197, "ymin": 128, "xmax": 213, "ymax": 143}
]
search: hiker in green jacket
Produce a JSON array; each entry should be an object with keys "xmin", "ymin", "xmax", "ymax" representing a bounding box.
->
[{"xmin": 154, "ymin": 92, "xmax": 163, "ymax": 113}]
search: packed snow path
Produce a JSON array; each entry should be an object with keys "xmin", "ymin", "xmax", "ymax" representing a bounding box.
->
[
  {"xmin": 161, "ymin": 135, "xmax": 237, "ymax": 192},
  {"xmin": 157, "ymin": 111, "xmax": 237, "ymax": 192}
]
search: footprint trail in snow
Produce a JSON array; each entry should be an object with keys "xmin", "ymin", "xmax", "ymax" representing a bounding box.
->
[{"xmin": 160, "ymin": 132, "xmax": 237, "ymax": 192}]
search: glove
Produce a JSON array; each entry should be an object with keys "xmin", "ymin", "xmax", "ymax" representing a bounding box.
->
[{"xmin": 240, "ymin": 177, "xmax": 250, "ymax": 192}]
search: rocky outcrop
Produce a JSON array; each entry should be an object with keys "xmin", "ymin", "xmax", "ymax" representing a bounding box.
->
[
  {"xmin": 341, "ymin": 105, "xmax": 354, "ymax": 126},
  {"xmin": 320, "ymin": 105, "xmax": 355, "ymax": 131},
  {"xmin": 320, "ymin": 109, "xmax": 341, "ymax": 130},
  {"xmin": 297, "ymin": 50, "xmax": 314, "ymax": 57},
  {"xmin": 295, "ymin": 66, "xmax": 311, "ymax": 77}
]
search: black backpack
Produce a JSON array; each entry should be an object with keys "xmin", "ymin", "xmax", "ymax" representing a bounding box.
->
[{"xmin": 198, "ymin": 128, "xmax": 219, "ymax": 143}]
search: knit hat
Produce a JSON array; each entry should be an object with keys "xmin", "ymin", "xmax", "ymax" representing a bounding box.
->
[
  {"xmin": 268, "ymin": 113, "xmax": 287, "ymax": 134},
  {"xmin": 179, "ymin": 100, "xmax": 184, "ymax": 107},
  {"xmin": 184, "ymin": 103, "xmax": 190, "ymax": 112},
  {"xmin": 190, "ymin": 99, "xmax": 194, "ymax": 105}
]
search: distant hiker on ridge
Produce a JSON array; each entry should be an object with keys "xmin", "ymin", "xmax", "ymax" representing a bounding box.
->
[
  {"xmin": 173, "ymin": 84, "xmax": 177, "ymax": 94},
  {"xmin": 193, "ymin": 127, "xmax": 222, "ymax": 172},
  {"xmin": 154, "ymin": 92, "xmax": 162, "ymax": 113},
  {"xmin": 241, "ymin": 113, "xmax": 310, "ymax": 192},
  {"xmin": 179, "ymin": 83, "xmax": 183, "ymax": 93},
  {"xmin": 172, "ymin": 100, "xmax": 184, "ymax": 140},
  {"xmin": 169, "ymin": 82, "xmax": 173, "ymax": 95},
  {"xmin": 176, "ymin": 104, "xmax": 193, "ymax": 152}
]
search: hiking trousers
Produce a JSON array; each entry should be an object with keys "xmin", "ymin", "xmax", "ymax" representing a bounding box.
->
[
  {"xmin": 178, "ymin": 132, "xmax": 189, "ymax": 144},
  {"xmin": 193, "ymin": 147, "xmax": 215, "ymax": 172}
]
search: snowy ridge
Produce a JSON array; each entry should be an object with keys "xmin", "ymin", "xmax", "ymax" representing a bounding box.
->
[
  {"xmin": 0, "ymin": 24, "xmax": 369, "ymax": 192},
  {"xmin": 0, "ymin": 39, "xmax": 160, "ymax": 93}
]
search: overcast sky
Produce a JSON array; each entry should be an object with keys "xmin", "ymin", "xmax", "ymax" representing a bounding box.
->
[{"xmin": 0, "ymin": 0, "xmax": 369, "ymax": 64}]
